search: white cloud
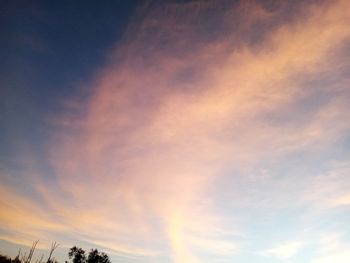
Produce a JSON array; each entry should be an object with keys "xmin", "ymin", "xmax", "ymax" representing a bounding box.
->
[
  {"xmin": 312, "ymin": 237, "xmax": 350, "ymax": 263},
  {"xmin": 263, "ymin": 241, "xmax": 304, "ymax": 259}
]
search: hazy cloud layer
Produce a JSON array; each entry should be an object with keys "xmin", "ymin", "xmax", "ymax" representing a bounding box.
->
[{"xmin": 1, "ymin": 0, "xmax": 350, "ymax": 262}]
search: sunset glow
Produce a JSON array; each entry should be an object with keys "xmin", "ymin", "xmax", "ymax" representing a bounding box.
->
[{"xmin": 1, "ymin": 1, "xmax": 350, "ymax": 262}]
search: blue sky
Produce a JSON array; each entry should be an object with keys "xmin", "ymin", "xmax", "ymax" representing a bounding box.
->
[{"xmin": 1, "ymin": 1, "xmax": 350, "ymax": 263}]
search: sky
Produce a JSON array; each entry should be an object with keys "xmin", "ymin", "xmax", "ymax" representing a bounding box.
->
[{"xmin": 1, "ymin": 0, "xmax": 350, "ymax": 262}]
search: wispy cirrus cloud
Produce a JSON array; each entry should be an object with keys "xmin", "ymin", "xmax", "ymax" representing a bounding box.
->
[{"xmin": 1, "ymin": 0, "xmax": 350, "ymax": 262}]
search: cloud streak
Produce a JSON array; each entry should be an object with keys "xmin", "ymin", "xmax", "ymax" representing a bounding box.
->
[{"xmin": 1, "ymin": 0, "xmax": 350, "ymax": 262}]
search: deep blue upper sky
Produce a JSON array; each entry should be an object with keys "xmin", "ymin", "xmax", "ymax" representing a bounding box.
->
[{"xmin": 0, "ymin": 0, "xmax": 141, "ymax": 163}]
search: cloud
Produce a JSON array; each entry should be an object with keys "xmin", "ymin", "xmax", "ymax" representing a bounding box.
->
[
  {"xmin": 0, "ymin": 185, "xmax": 68, "ymax": 250},
  {"xmin": 1, "ymin": 0, "xmax": 350, "ymax": 262},
  {"xmin": 332, "ymin": 194, "xmax": 350, "ymax": 206},
  {"xmin": 263, "ymin": 241, "xmax": 305, "ymax": 259},
  {"xmin": 312, "ymin": 250, "xmax": 350, "ymax": 263},
  {"xmin": 311, "ymin": 233, "xmax": 350, "ymax": 263},
  {"xmin": 306, "ymin": 161, "xmax": 350, "ymax": 209}
]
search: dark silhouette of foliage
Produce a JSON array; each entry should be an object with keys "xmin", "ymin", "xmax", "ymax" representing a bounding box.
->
[
  {"xmin": 46, "ymin": 242, "xmax": 59, "ymax": 263},
  {"xmin": 68, "ymin": 247, "xmax": 110, "ymax": 263},
  {"xmin": 68, "ymin": 247, "xmax": 86, "ymax": 263},
  {"xmin": 25, "ymin": 240, "xmax": 38, "ymax": 263},
  {"xmin": 0, "ymin": 242, "xmax": 111, "ymax": 263},
  {"xmin": 87, "ymin": 250, "xmax": 110, "ymax": 263},
  {"xmin": 0, "ymin": 255, "xmax": 12, "ymax": 263},
  {"xmin": 12, "ymin": 250, "xmax": 21, "ymax": 263},
  {"xmin": 13, "ymin": 255, "xmax": 21, "ymax": 263}
]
